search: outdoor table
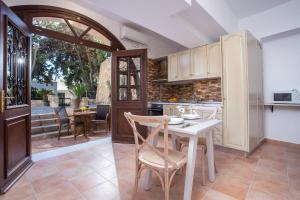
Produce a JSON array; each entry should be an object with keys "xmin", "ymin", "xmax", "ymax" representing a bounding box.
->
[{"xmin": 73, "ymin": 111, "xmax": 96, "ymax": 137}]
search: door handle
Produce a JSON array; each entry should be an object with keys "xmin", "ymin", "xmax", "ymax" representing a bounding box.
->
[{"xmin": 0, "ymin": 90, "xmax": 4, "ymax": 113}]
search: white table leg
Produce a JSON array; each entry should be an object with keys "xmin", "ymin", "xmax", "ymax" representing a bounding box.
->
[
  {"xmin": 183, "ymin": 135, "xmax": 198, "ymax": 200},
  {"xmin": 143, "ymin": 128, "xmax": 158, "ymax": 190},
  {"xmin": 171, "ymin": 134, "xmax": 178, "ymax": 150},
  {"xmin": 206, "ymin": 129, "xmax": 215, "ymax": 182}
]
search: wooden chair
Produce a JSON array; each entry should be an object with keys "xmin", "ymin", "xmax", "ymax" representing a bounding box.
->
[
  {"xmin": 177, "ymin": 106, "xmax": 219, "ymax": 185},
  {"xmin": 90, "ymin": 105, "xmax": 111, "ymax": 135},
  {"xmin": 124, "ymin": 112, "xmax": 187, "ymax": 200},
  {"xmin": 54, "ymin": 107, "xmax": 84, "ymax": 140}
]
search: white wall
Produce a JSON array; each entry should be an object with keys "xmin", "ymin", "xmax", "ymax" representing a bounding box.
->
[
  {"xmin": 262, "ymin": 32, "xmax": 300, "ymax": 144},
  {"xmin": 4, "ymin": 0, "xmax": 184, "ymax": 59}
]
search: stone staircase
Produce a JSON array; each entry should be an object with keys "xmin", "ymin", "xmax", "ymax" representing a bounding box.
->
[
  {"xmin": 31, "ymin": 113, "xmax": 59, "ymax": 135},
  {"xmin": 31, "ymin": 112, "xmax": 70, "ymax": 140}
]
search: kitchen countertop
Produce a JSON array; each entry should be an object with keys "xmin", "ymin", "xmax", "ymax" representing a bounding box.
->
[{"xmin": 148, "ymin": 101, "xmax": 223, "ymax": 107}]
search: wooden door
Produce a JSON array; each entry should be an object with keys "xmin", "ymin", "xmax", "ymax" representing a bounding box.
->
[
  {"xmin": 0, "ymin": 1, "xmax": 32, "ymax": 193},
  {"xmin": 207, "ymin": 42, "xmax": 221, "ymax": 78},
  {"xmin": 222, "ymin": 31, "xmax": 248, "ymax": 151},
  {"xmin": 167, "ymin": 53, "xmax": 178, "ymax": 81},
  {"xmin": 177, "ymin": 50, "xmax": 191, "ymax": 80},
  {"xmin": 190, "ymin": 46, "xmax": 207, "ymax": 79},
  {"xmin": 111, "ymin": 49, "xmax": 148, "ymax": 143}
]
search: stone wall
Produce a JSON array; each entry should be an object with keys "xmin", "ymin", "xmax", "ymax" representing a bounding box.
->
[
  {"xmin": 96, "ymin": 58, "xmax": 111, "ymax": 104},
  {"xmin": 147, "ymin": 59, "xmax": 222, "ymax": 102}
]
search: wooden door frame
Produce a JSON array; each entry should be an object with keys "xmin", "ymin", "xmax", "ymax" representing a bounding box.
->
[
  {"xmin": 0, "ymin": 1, "xmax": 33, "ymax": 194},
  {"xmin": 111, "ymin": 49, "xmax": 148, "ymax": 143}
]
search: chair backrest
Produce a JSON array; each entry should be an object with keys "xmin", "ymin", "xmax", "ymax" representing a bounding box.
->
[
  {"xmin": 54, "ymin": 107, "xmax": 69, "ymax": 124},
  {"xmin": 124, "ymin": 112, "xmax": 178, "ymax": 169},
  {"xmin": 191, "ymin": 106, "xmax": 220, "ymax": 120},
  {"xmin": 96, "ymin": 104, "xmax": 110, "ymax": 120}
]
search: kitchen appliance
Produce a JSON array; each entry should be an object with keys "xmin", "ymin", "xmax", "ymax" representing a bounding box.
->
[
  {"xmin": 148, "ymin": 103, "xmax": 163, "ymax": 116},
  {"xmin": 273, "ymin": 89, "xmax": 300, "ymax": 104}
]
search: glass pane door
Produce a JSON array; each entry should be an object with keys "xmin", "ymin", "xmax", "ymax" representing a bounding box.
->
[
  {"xmin": 117, "ymin": 56, "xmax": 141, "ymax": 101},
  {"xmin": 6, "ymin": 21, "xmax": 28, "ymax": 107}
]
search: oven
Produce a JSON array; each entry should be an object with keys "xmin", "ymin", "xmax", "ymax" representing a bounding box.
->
[{"xmin": 148, "ymin": 103, "xmax": 163, "ymax": 116}]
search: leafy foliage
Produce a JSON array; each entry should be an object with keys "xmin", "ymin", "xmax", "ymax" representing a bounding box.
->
[
  {"xmin": 31, "ymin": 19, "xmax": 110, "ymax": 98},
  {"xmin": 31, "ymin": 87, "xmax": 53, "ymax": 101},
  {"xmin": 70, "ymin": 84, "xmax": 87, "ymax": 99}
]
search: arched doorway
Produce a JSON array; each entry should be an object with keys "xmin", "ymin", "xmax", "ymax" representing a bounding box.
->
[
  {"xmin": 11, "ymin": 5, "xmax": 125, "ymax": 52},
  {"xmin": 11, "ymin": 5, "xmax": 148, "ymax": 143},
  {"xmin": 0, "ymin": 2, "xmax": 148, "ymax": 193}
]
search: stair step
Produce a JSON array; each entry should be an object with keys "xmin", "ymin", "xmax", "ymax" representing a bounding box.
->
[
  {"xmin": 31, "ymin": 118, "xmax": 58, "ymax": 123},
  {"xmin": 31, "ymin": 124, "xmax": 59, "ymax": 130},
  {"xmin": 31, "ymin": 113, "xmax": 56, "ymax": 117}
]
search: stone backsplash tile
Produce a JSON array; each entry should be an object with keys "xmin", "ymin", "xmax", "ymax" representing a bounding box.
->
[{"xmin": 148, "ymin": 59, "xmax": 222, "ymax": 102}]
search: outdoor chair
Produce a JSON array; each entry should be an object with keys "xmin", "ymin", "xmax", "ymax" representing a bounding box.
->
[
  {"xmin": 90, "ymin": 104, "xmax": 111, "ymax": 135},
  {"xmin": 54, "ymin": 107, "xmax": 84, "ymax": 140}
]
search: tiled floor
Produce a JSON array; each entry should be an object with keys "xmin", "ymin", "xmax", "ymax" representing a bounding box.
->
[{"xmin": 1, "ymin": 140, "xmax": 299, "ymax": 200}]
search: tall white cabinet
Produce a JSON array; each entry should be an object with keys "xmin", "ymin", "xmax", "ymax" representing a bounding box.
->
[{"xmin": 221, "ymin": 30, "xmax": 264, "ymax": 152}]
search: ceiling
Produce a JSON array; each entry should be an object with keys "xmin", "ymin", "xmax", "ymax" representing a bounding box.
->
[
  {"xmin": 224, "ymin": 0, "xmax": 291, "ymax": 19},
  {"xmin": 5, "ymin": 0, "xmax": 296, "ymax": 49}
]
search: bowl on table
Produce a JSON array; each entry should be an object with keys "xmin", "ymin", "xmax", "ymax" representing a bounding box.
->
[
  {"xmin": 168, "ymin": 117, "xmax": 184, "ymax": 125},
  {"xmin": 181, "ymin": 114, "xmax": 200, "ymax": 120}
]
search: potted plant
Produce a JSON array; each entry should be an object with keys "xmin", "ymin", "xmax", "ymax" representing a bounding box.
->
[
  {"xmin": 70, "ymin": 83, "xmax": 87, "ymax": 109},
  {"xmin": 38, "ymin": 89, "xmax": 53, "ymax": 106}
]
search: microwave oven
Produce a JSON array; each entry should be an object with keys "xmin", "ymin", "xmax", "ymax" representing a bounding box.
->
[{"xmin": 273, "ymin": 89, "xmax": 300, "ymax": 104}]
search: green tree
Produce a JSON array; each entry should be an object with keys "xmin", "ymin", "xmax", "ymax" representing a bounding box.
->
[{"xmin": 31, "ymin": 20, "xmax": 110, "ymax": 98}]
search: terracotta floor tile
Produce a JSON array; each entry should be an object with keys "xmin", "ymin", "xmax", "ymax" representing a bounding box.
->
[
  {"xmin": 201, "ymin": 188, "xmax": 238, "ymax": 200},
  {"xmin": 0, "ymin": 184, "xmax": 35, "ymax": 200},
  {"xmin": 55, "ymin": 158, "xmax": 82, "ymax": 171},
  {"xmin": 289, "ymin": 179, "xmax": 300, "ymax": 198},
  {"xmin": 94, "ymin": 165, "xmax": 118, "ymax": 180},
  {"xmin": 251, "ymin": 175, "xmax": 290, "ymax": 199},
  {"xmin": 287, "ymin": 165, "xmax": 300, "ymax": 180},
  {"xmin": 82, "ymin": 182, "xmax": 119, "ymax": 200},
  {"xmin": 209, "ymin": 174, "xmax": 250, "ymax": 200},
  {"xmin": 59, "ymin": 165, "xmax": 94, "ymax": 180},
  {"xmin": 246, "ymin": 188, "xmax": 286, "ymax": 200},
  {"xmin": 25, "ymin": 165, "xmax": 59, "ymax": 182},
  {"xmin": 256, "ymin": 158, "xmax": 287, "ymax": 176},
  {"xmin": 36, "ymin": 182, "xmax": 83, "ymax": 200},
  {"xmin": 70, "ymin": 172, "xmax": 107, "ymax": 192},
  {"xmin": 1, "ymin": 140, "xmax": 299, "ymax": 200},
  {"xmin": 32, "ymin": 173, "xmax": 65, "ymax": 193}
]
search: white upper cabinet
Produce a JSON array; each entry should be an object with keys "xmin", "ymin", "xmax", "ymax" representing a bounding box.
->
[
  {"xmin": 190, "ymin": 46, "xmax": 208, "ymax": 79},
  {"xmin": 168, "ymin": 53, "xmax": 179, "ymax": 81},
  {"xmin": 167, "ymin": 43, "xmax": 221, "ymax": 81},
  {"xmin": 177, "ymin": 50, "xmax": 191, "ymax": 80},
  {"xmin": 207, "ymin": 42, "xmax": 221, "ymax": 78}
]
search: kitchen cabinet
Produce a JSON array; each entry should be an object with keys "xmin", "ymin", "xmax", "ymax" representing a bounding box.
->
[
  {"xmin": 167, "ymin": 44, "xmax": 222, "ymax": 82},
  {"xmin": 168, "ymin": 53, "xmax": 179, "ymax": 81},
  {"xmin": 207, "ymin": 42, "xmax": 221, "ymax": 78},
  {"xmin": 190, "ymin": 46, "xmax": 207, "ymax": 79},
  {"xmin": 222, "ymin": 30, "xmax": 264, "ymax": 153},
  {"xmin": 177, "ymin": 50, "xmax": 191, "ymax": 80}
]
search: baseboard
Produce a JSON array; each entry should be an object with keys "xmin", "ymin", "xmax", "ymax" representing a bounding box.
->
[
  {"xmin": 214, "ymin": 145, "xmax": 247, "ymax": 157},
  {"xmin": 263, "ymin": 138, "xmax": 300, "ymax": 148}
]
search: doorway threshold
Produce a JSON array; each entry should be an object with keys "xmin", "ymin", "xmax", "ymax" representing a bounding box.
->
[{"xmin": 32, "ymin": 137, "xmax": 112, "ymax": 162}]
